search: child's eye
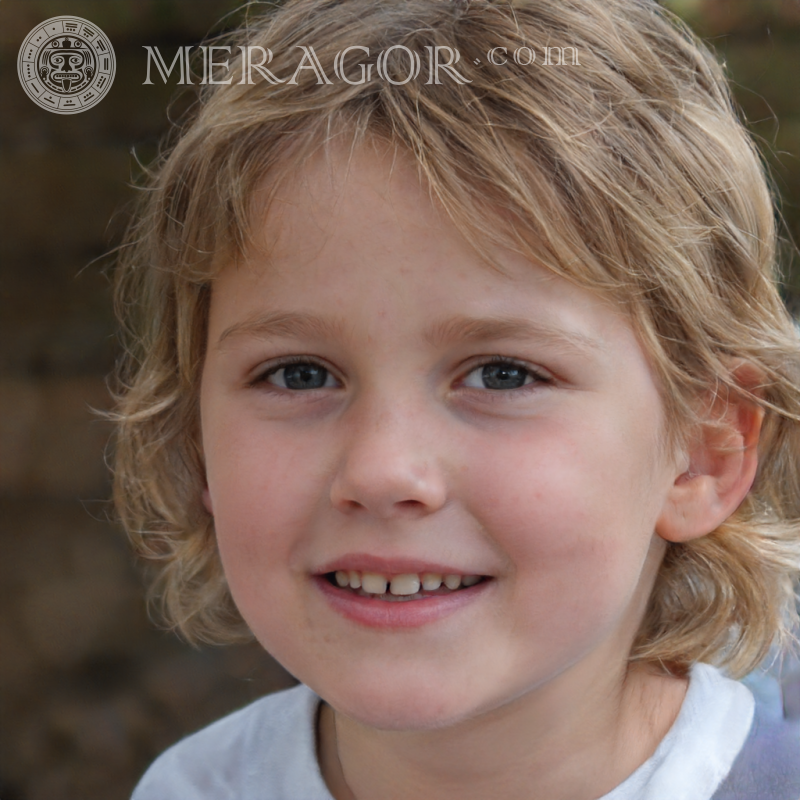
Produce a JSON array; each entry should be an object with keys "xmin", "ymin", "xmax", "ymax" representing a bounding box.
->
[
  {"xmin": 461, "ymin": 359, "xmax": 551, "ymax": 391},
  {"xmin": 256, "ymin": 360, "xmax": 338, "ymax": 390}
]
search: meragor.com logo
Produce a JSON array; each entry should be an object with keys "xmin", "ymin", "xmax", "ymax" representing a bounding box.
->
[{"xmin": 17, "ymin": 16, "xmax": 115, "ymax": 114}]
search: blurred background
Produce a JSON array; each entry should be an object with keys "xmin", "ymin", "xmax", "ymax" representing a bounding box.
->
[{"xmin": 0, "ymin": 1, "xmax": 799, "ymax": 798}]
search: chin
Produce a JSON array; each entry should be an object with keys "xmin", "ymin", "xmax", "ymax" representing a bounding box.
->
[{"xmin": 317, "ymin": 671, "xmax": 488, "ymax": 731}]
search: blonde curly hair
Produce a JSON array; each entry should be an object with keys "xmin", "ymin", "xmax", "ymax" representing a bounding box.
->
[{"xmin": 112, "ymin": 0, "xmax": 800, "ymax": 678}]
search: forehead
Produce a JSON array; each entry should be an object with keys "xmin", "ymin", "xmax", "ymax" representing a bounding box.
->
[
  {"xmin": 242, "ymin": 146, "xmax": 578, "ymax": 298},
  {"xmin": 210, "ymin": 143, "xmax": 658, "ymax": 386},
  {"xmin": 254, "ymin": 140, "xmax": 450, "ymax": 269}
]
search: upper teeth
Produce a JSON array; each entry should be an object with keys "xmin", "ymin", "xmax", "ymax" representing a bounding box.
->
[{"xmin": 333, "ymin": 570, "xmax": 482, "ymax": 595}]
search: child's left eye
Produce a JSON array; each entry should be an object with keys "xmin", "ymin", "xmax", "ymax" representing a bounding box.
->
[{"xmin": 461, "ymin": 359, "xmax": 551, "ymax": 391}]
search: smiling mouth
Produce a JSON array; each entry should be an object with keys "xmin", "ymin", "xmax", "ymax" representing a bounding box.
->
[{"xmin": 325, "ymin": 570, "xmax": 489, "ymax": 602}]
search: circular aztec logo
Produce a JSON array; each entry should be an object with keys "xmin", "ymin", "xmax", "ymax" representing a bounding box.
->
[{"xmin": 17, "ymin": 16, "xmax": 116, "ymax": 114}]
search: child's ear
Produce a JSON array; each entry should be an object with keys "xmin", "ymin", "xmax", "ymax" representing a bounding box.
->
[{"xmin": 656, "ymin": 363, "xmax": 765, "ymax": 544}]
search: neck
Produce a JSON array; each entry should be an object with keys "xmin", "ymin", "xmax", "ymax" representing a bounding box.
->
[{"xmin": 318, "ymin": 661, "xmax": 687, "ymax": 800}]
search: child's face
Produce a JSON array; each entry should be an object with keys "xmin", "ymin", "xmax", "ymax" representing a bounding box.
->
[{"xmin": 200, "ymin": 143, "xmax": 681, "ymax": 730}]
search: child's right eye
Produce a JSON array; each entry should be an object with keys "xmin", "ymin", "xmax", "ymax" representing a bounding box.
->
[{"xmin": 256, "ymin": 360, "xmax": 338, "ymax": 390}]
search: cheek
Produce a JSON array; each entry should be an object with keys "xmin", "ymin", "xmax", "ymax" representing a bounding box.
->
[
  {"xmin": 461, "ymin": 421, "xmax": 658, "ymax": 615},
  {"xmin": 205, "ymin": 419, "xmax": 326, "ymax": 586},
  {"xmin": 464, "ymin": 422, "xmax": 623, "ymax": 539}
]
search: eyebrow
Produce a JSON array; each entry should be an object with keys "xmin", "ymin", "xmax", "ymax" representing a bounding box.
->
[
  {"xmin": 218, "ymin": 312, "xmax": 346, "ymax": 347},
  {"xmin": 423, "ymin": 314, "xmax": 602, "ymax": 355},
  {"xmin": 217, "ymin": 311, "xmax": 602, "ymax": 356}
]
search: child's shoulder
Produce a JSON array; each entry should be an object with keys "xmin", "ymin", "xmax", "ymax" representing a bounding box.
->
[
  {"xmin": 130, "ymin": 682, "xmax": 331, "ymax": 800},
  {"xmin": 712, "ymin": 671, "xmax": 800, "ymax": 800}
]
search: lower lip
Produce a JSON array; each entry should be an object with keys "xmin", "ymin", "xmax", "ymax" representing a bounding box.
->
[{"xmin": 313, "ymin": 575, "xmax": 493, "ymax": 629}]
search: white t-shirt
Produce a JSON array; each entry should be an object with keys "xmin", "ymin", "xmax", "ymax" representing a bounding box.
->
[{"xmin": 131, "ymin": 662, "xmax": 755, "ymax": 800}]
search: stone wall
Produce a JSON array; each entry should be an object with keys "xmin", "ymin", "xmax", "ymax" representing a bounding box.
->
[{"xmin": 1, "ymin": 2, "xmax": 798, "ymax": 799}]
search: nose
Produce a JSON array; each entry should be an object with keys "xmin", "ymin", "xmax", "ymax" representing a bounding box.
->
[{"xmin": 329, "ymin": 395, "xmax": 448, "ymax": 519}]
